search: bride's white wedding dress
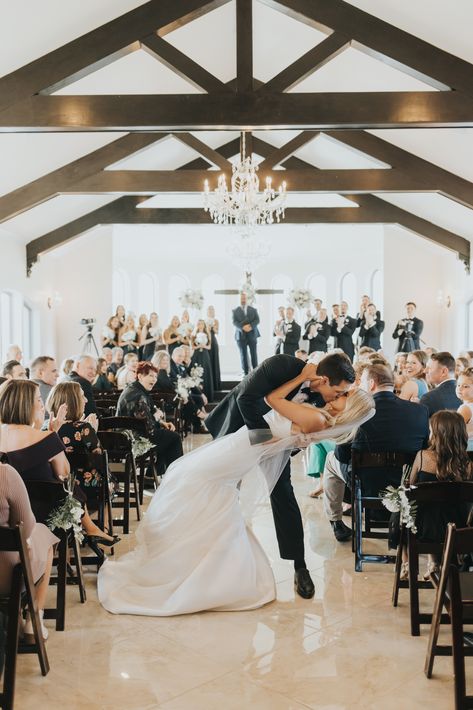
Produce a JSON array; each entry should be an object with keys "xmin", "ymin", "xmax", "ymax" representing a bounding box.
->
[{"xmin": 97, "ymin": 409, "xmax": 373, "ymax": 616}]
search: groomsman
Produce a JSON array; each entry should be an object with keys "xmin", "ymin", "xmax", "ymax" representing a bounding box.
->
[
  {"xmin": 273, "ymin": 306, "xmax": 286, "ymax": 355},
  {"xmin": 392, "ymin": 301, "xmax": 423, "ymax": 353},
  {"xmin": 232, "ymin": 292, "xmax": 260, "ymax": 375},
  {"xmin": 281, "ymin": 307, "xmax": 301, "ymax": 357},
  {"xmin": 358, "ymin": 303, "xmax": 384, "ymax": 351},
  {"xmin": 331, "ymin": 301, "xmax": 357, "ymax": 361},
  {"xmin": 303, "ymin": 307, "xmax": 331, "ymax": 354}
]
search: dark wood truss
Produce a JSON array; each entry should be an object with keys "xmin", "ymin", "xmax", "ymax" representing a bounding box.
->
[{"xmin": 0, "ymin": 0, "xmax": 469, "ymax": 271}]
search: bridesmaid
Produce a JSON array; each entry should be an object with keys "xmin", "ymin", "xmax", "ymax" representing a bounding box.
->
[
  {"xmin": 101, "ymin": 315, "xmax": 120, "ymax": 350},
  {"xmin": 164, "ymin": 316, "xmax": 185, "ymax": 355},
  {"xmin": 180, "ymin": 310, "xmax": 194, "ymax": 343},
  {"xmin": 115, "ymin": 305, "xmax": 126, "ymax": 327},
  {"xmin": 140, "ymin": 312, "xmax": 164, "ymax": 361},
  {"xmin": 137, "ymin": 313, "xmax": 149, "ymax": 360},
  {"xmin": 206, "ymin": 305, "xmax": 221, "ymax": 390},
  {"xmin": 119, "ymin": 314, "xmax": 139, "ymax": 355},
  {"xmin": 191, "ymin": 319, "xmax": 214, "ymax": 402}
]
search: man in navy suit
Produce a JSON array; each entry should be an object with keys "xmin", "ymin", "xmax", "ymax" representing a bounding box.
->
[
  {"xmin": 323, "ymin": 363, "xmax": 429, "ymax": 541},
  {"xmin": 232, "ymin": 292, "xmax": 260, "ymax": 375},
  {"xmin": 420, "ymin": 351, "xmax": 461, "ymax": 416}
]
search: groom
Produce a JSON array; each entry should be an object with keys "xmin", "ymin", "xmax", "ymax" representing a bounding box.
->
[{"xmin": 206, "ymin": 353, "xmax": 356, "ymax": 599}]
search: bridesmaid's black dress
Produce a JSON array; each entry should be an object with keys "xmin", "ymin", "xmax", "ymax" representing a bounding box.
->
[{"xmin": 208, "ymin": 323, "xmax": 221, "ymax": 391}]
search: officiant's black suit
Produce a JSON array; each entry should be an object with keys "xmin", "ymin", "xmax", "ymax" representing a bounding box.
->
[{"xmin": 206, "ymin": 354, "xmax": 324, "ymax": 562}]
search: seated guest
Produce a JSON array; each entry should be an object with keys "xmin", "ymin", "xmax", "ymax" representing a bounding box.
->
[
  {"xmin": 455, "ymin": 356, "xmax": 470, "ymax": 379},
  {"xmin": 425, "ymin": 346, "xmax": 438, "ymax": 358},
  {"xmin": 420, "ymin": 351, "xmax": 461, "ymax": 417},
  {"xmin": 457, "ymin": 368, "xmax": 473, "ymax": 449},
  {"xmin": 92, "ymin": 358, "xmax": 114, "ymax": 393},
  {"xmin": 6, "ymin": 345, "xmax": 23, "ymax": 363},
  {"xmin": 0, "ymin": 462, "xmax": 58, "ymax": 641},
  {"xmin": 323, "ymin": 363, "xmax": 429, "ymax": 541},
  {"xmin": 0, "ymin": 380, "xmax": 116, "ymax": 546},
  {"xmin": 357, "ymin": 346, "xmax": 375, "ymax": 362},
  {"xmin": 66, "ymin": 355, "xmax": 97, "ymax": 417},
  {"xmin": 151, "ymin": 351, "xmax": 175, "ymax": 393},
  {"xmin": 358, "ymin": 303, "xmax": 384, "ymax": 351},
  {"xmin": 59, "ymin": 357, "xmax": 74, "ymax": 381},
  {"xmin": 101, "ymin": 348, "xmax": 113, "ymax": 367},
  {"xmin": 398, "ymin": 350, "xmax": 428, "ymax": 401},
  {"xmin": 117, "ymin": 362, "xmax": 183, "ymax": 474},
  {"xmin": 2, "ymin": 360, "xmax": 27, "ymax": 380},
  {"xmin": 403, "ymin": 411, "xmax": 472, "ymax": 579},
  {"xmin": 106, "ymin": 347, "xmax": 124, "ymax": 385},
  {"xmin": 30, "ymin": 355, "xmax": 59, "ymax": 405},
  {"xmin": 116, "ymin": 353, "xmax": 138, "ymax": 391}
]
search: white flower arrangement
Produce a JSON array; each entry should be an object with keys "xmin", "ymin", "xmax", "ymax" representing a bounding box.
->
[
  {"xmin": 288, "ymin": 288, "xmax": 313, "ymax": 309},
  {"xmin": 189, "ymin": 364, "xmax": 204, "ymax": 387},
  {"xmin": 381, "ymin": 484, "xmax": 418, "ymax": 534},
  {"xmin": 47, "ymin": 476, "xmax": 84, "ymax": 542},
  {"xmin": 175, "ymin": 365, "xmax": 204, "ymax": 404},
  {"xmin": 240, "ymin": 281, "xmax": 256, "ymax": 305},
  {"xmin": 179, "ymin": 289, "xmax": 204, "ymax": 311},
  {"xmin": 121, "ymin": 429, "xmax": 154, "ymax": 458}
]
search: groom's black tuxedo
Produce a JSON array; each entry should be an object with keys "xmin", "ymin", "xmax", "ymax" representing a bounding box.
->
[{"xmin": 206, "ymin": 354, "xmax": 324, "ymax": 562}]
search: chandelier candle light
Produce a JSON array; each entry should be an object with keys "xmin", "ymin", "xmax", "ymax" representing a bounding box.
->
[{"xmin": 203, "ymin": 133, "xmax": 287, "ymax": 230}]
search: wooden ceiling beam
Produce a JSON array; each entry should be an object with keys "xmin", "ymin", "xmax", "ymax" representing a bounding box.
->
[
  {"xmin": 140, "ymin": 34, "xmax": 229, "ymax": 93},
  {"xmin": 3, "ymin": 91, "xmax": 473, "ymax": 131},
  {"xmin": 236, "ymin": 0, "xmax": 253, "ymax": 93},
  {"xmin": 259, "ymin": 33, "xmax": 350, "ymax": 93},
  {"xmin": 0, "ymin": 1, "xmax": 230, "ymax": 111},
  {"xmin": 260, "ymin": 0, "xmax": 473, "ymax": 94},
  {"xmin": 172, "ymin": 133, "xmax": 233, "ymax": 170},
  {"xmin": 258, "ymin": 131, "xmax": 319, "ymax": 170},
  {"xmin": 0, "ymin": 133, "xmax": 169, "ymax": 223}
]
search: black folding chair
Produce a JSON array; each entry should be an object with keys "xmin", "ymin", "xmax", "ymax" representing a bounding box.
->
[
  {"xmin": 151, "ymin": 392, "xmax": 184, "ymax": 439},
  {"xmin": 425, "ymin": 523, "xmax": 473, "ymax": 710},
  {"xmin": 0, "ymin": 524, "xmax": 49, "ymax": 710},
  {"xmin": 97, "ymin": 430, "xmax": 141, "ymax": 534},
  {"xmin": 392, "ymin": 481, "xmax": 473, "ymax": 636},
  {"xmin": 66, "ymin": 450, "xmax": 113, "ymax": 568},
  {"xmin": 351, "ymin": 450, "xmax": 415, "ymax": 572},
  {"xmin": 24, "ymin": 481, "xmax": 86, "ymax": 631}
]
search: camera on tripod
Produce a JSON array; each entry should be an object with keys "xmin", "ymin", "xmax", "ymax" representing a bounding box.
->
[
  {"xmin": 80, "ymin": 318, "xmax": 96, "ymax": 327},
  {"xmin": 78, "ymin": 318, "xmax": 99, "ymax": 356}
]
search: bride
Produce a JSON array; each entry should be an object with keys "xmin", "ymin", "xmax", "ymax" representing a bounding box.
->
[{"xmin": 98, "ymin": 368, "xmax": 374, "ymax": 616}]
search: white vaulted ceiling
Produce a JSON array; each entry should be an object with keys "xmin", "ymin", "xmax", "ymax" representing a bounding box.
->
[{"xmin": 0, "ymin": 0, "xmax": 473, "ymax": 249}]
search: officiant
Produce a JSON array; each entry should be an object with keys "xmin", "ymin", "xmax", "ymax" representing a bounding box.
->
[
  {"xmin": 233, "ymin": 292, "xmax": 260, "ymax": 375},
  {"xmin": 392, "ymin": 301, "xmax": 423, "ymax": 352}
]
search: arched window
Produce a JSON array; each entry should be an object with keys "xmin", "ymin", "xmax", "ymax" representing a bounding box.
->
[
  {"xmin": 0, "ymin": 291, "xmax": 13, "ymax": 362},
  {"xmin": 305, "ymin": 273, "xmax": 327, "ymax": 308},
  {"xmin": 112, "ymin": 269, "xmax": 130, "ymax": 313},
  {"xmin": 22, "ymin": 303, "xmax": 33, "ymax": 363},
  {"xmin": 137, "ymin": 273, "xmax": 159, "ymax": 316},
  {"xmin": 202, "ymin": 274, "xmax": 226, "ymax": 345},
  {"xmin": 270, "ymin": 274, "xmax": 294, "ymax": 337},
  {"xmin": 340, "ymin": 272, "xmax": 357, "ymax": 314},
  {"xmin": 370, "ymin": 269, "xmax": 383, "ymax": 313},
  {"xmin": 168, "ymin": 274, "xmax": 190, "ymax": 324}
]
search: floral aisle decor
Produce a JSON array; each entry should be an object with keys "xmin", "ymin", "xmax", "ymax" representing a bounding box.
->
[
  {"xmin": 179, "ymin": 289, "xmax": 204, "ymax": 311},
  {"xmin": 121, "ymin": 430, "xmax": 155, "ymax": 459},
  {"xmin": 175, "ymin": 364, "xmax": 204, "ymax": 404},
  {"xmin": 381, "ymin": 484, "xmax": 418, "ymax": 534},
  {"xmin": 288, "ymin": 288, "xmax": 313, "ymax": 309},
  {"xmin": 47, "ymin": 475, "xmax": 84, "ymax": 542}
]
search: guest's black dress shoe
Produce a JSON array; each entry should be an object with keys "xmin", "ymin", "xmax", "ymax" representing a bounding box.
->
[
  {"xmin": 331, "ymin": 520, "xmax": 352, "ymax": 542},
  {"xmin": 294, "ymin": 568, "xmax": 315, "ymax": 599}
]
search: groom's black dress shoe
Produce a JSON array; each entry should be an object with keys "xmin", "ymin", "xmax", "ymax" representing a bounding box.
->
[
  {"xmin": 331, "ymin": 520, "xmax": 352, "ymax": 542},
  {"xmin": 294, "ymin": 569, "xmax": 315, "ymax": 599}
]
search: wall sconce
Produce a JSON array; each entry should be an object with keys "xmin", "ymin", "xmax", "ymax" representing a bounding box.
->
[
  {"xmin": 436, "ymin": 290, "xmax": 452, "ymax": 308},
  {"xmin": 47, "ymin": 292, "xmax": 62, "ymax": 310}
]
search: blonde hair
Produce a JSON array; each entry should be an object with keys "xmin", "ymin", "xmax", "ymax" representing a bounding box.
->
[
  {"xmin": 46, "ymin": 381, "xmax": 84, "ymax": 422},
  {"xmin": 0, "ymin": 379, "xmax": 38, "ymax": 425},
  {"xmin": 151, "ymin": 350, "xmax": 170, "ymax": 372},
  {"xmin": 320, "ymin": 388, "xmax": 375, "ymax": 444}
]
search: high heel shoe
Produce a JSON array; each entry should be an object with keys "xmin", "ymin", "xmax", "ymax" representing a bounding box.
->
[
  {"xmin": 400, "ymin": 562, "xmax": 409, "ymax": 581},
  {"xmin": 87, "ymin": 534, "xmax": 121, "ymax": 547},
  {"xmin": 23, "ymin": 609, "xmax": 48, "ymax": 643}
]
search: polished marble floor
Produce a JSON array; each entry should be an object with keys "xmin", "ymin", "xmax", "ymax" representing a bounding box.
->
[{"xmin": 16, "ymin": 435, "xmax": 460, "ymax": 709}]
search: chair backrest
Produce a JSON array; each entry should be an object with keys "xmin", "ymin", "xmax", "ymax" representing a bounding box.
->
[
  {"xmin": 444, "ymin": 523, "xmax": 473, "ymax": 557},
  {"xmin": 0, "ymin": 524, "xmax": 25, "ymax": 553},
  {"xmin": 23, "ymin": 480, "xmax": 68, "ymax": 525},
  {"xmin": 66, "ymin": 450, "xmax": 109, "ymax": 477},
  {"xmin": 352, "ymin": 450, "xmax": 416, "ymax": 469},
  {"xmin": 152, "ymin": 391, "xmax": 179, "ymax": 404},
  {"xmin": 97, "ymin": 430, "xmax": 133, "ymax": 458},
  {"xmin": 99, "ymin": 416, "xmax": 148, "ymax": 436},
  {"xmin": 407, "ymin": 480, "xmax": 473, "ymax": 506}
]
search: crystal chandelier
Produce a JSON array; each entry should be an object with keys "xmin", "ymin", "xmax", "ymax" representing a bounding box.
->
[
  {"xmin": 203, "ymin": 132, "xmax": 287, "ymax": 229},
  {"xmin": 226, "ymin": 232, "xmax": 271, "ymax": 273}
]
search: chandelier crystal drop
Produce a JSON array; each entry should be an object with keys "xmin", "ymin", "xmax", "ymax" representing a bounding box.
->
[{"xmin": 203, "ymin": 132, "xmax": 287, "ymax": 229}]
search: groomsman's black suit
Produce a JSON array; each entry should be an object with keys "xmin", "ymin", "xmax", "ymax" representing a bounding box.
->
[
  {"xmin": 331, "ymin": 316, "xmax": 357, "ymax": 360},
  {"xmin": 392, "ymin": 316, "xmax": 423, "ymax": 353},
  {"xmin": 233, "ymin": 304, "xmax": 260, "ymax": 375},
  {"xmin": 206, "ymin": 354, "xmax": 324, "ymax": 562},
  {"xmin": 303, "ymin": 318, "xmax": 331, "ymax": 354},
  {"xmin": 282, "ymin": 320, "xmax": 301, "ymax": 357},
  {"xmin": 358, "ymin": 318, "xmax": 385, "ymax": 351}
]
